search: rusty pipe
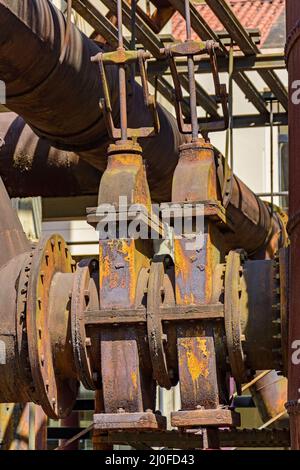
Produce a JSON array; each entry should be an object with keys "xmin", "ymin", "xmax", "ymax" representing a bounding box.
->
[
  {"xmin": 0, "ymin": 112, "xmax": 101, "ymax": 197},
  {"xmin": 0, "ymin": 0, "xmax": 286, "ymax": 258},
  {"xmin": 286, "ymin": 0, "xmax": 300, "ymax": 449},
  {"xmin": 0, "ymin": 0, "xmax": 184, "ymax": 202}
]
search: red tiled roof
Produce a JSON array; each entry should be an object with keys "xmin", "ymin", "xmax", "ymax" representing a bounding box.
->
[{"xmin": 172, "ymin": 0, "xmax": 285, "ymax": 47}]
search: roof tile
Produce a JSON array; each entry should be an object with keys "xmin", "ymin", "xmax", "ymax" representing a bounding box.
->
[{"xmin": 172, "ymin": 0, "xmax": 285, "ymax": 47}]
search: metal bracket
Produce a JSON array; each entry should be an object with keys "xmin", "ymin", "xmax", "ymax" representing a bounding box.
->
[
  {"xmin": 160, "ymin": 0, "xmax": 229, "ymax": 140},
  {"xmin": 161, "ymin": 40, "xmax": 228, "ymax": 139},
  {"xmin": 91, "ymin": 0, "xmax": 160, "ymax": 142}
]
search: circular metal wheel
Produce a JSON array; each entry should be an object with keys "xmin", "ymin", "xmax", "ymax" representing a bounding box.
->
[
  {"xmin": 147, "ymin": 257, "xmax": 175, "ymax": 389},
  {"xmin": 26, "ymin": 235, "xmax": 78, "ymax": 419},
  {"xmin": 71, "ymin": 258, "xmax": 99, "ymax": 391},
  {"xmin": 224, "ymin": 250, "xmax": 250, "ymax": 394}
]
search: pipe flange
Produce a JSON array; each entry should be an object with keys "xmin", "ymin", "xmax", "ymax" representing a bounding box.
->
[
  {"xmin": 16, "ymin": 251, "xmax": 40, "ymax": 403},
  {"xmin": 71, "ymin": 258, "xmax": 100, "ymax": 391},
  {"xmin": 224, "ymin": 250, "xmax": 252, "ymax": 393},
  {"xmin": 25, "ymin": 234, "xmax": 78, "ymax": 419},
  {"xmin": 273, "ymin": 248, "xmax": 289, "ymax": 376},
  {"xmin": 280, "ymin": 247, "xmax": 289, "ymax": 376},
  {"xmin": 147, "ymin": 256, "xmax": 175, "ymax": 389}
]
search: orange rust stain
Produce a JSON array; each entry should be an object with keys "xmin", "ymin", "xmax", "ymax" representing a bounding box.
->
[
  {"xmin": 99, "ymin": 245, "xmax": 112, "ymax": 288},
  {"xmin": 110, "ymin": 154, "xmax": 142, "ymax": 168},
  {"xmin": 180, "ymin": 338, "xmax": 209, "ymax": 382},
  {"xmin": 131, "ymin": 371, "xmax": 138, "ymax": 389},
  {"xmin": 174, "ymin": 240, "xmax": 191, "ymax": 282},
  {"xmin": 120, "ymin": 241, "xmax": 136, "ymax": 305},
  {"xmin": 174, "ymin": 240, "xmax": 194, "ymax": 306},
  {"xmin": 99, "ymin": 238, "xmax": 151, "ymax": 308},
  {"xmin": 175, "ymin": 287, "xmax": 195, "ymax": 306},
  {"xmin": 205, "ymin": 232, "xmax": 213, "ymax": 301}
]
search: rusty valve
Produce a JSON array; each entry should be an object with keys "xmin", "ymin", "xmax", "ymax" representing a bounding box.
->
[
  {"xmin": 160, "ymin": 0, "xmax": 228, "ymax": 140},
  {"xmin": 91, "ymin": 0, "xmax": 159, "ymax": 142}
]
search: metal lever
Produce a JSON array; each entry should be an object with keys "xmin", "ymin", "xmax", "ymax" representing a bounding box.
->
[
  {"xmin": 160, "ymin": 0, "xmax": 229, "ymax": 141},
  {"xmin": 91, "ymin": 0, "xmax": 159, "ymax": 142}
]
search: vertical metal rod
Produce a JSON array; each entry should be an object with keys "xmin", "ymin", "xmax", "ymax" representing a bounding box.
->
[
  {"xmin": 270, "ymin": 100, "xmax": 274, "ymax": 213},
  {"xmin": 130, "ymin": 0, "xmax": 137, "ymax": 94},
  {"xmin": 117, "ymin": 0, "xmax": 127, "ymax": 141},
  {"xmin": 228, "ymin": 43, "xmax": 234, "ymax": 170},
  {"xmin": 184, "ymin": 0, "xmax": 199, "ymax": 141},
  {"xmin": 184, "ymin": 0, "xmax": 192, "ymax": 40}
]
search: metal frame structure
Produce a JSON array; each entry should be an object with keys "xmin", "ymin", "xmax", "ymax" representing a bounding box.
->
[
  {"xmin": 0, "ymin": 0, "xmax": 292, "ymax": 451},
  {"xmin": 72, "ymin": 0, "xmax": 288, "ymax": 129},
  {"xmin": 44, "ymin": 0, "xmax": 289, "ymax": 451}
]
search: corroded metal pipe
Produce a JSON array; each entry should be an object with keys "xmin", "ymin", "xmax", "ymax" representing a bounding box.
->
[
  {"xmin": 0, "ymin": 0, "xmax": 183, "ymax": 202},
  {"xmin": 214, "ymin": 149, "xmax": 286, "ymax": 258},
  {"xmin": 286, "ymin": 0, "xmax": 300, "ymax": 449},
  {"xmin": 0, "ymin": 113, "xmax": 101, "ymax": 197},
  {"xmin": 0, "ymin": 0, "xmax": 285, "ymax": 258}
]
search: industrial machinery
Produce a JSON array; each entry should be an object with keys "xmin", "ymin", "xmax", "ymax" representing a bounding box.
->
[{"xmin": 0, "ymin": 0, "xmax": 299, "ymax": 450}]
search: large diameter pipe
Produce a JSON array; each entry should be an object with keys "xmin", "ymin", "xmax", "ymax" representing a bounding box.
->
[
  {"xmin": 0, "ymin": 113, "xmax": 101, "ymax": 197},
  {"xmin": 286, "ymin": 0, "xmax": 300, "ymax": 449},
  {"xmin": 0, "ymin": 0, "xmax": 285, "ymax": 257},
  {"xmin": 215, "ymin": 149, "xmax": 286, "ymax": 258},
  {"xmin": 0, "ymin": 0, "xmax": 183, "ymax": 202}
]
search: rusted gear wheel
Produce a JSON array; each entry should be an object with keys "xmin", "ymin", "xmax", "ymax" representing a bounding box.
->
[
  {"xmin": 147, "ymin": 256, "xmax": 175, "ymax": 389},
  {"xmin": 71, "ymin": 258, "xmax": 100, "ymax": 390},
  {"xmin": 224, "ymin": 250, "xmax": 251, "ymax": 394},
  {"xmin": 26, "ymin": 234, "xmax": 78, "ymax": 419}
]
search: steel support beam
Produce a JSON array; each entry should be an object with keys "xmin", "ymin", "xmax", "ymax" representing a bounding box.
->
[
  {"xmin": 198, "ymin": 112, "xmax": 287, "ymax": 129},
  {"xmin": 72, "ymin": 0, "xmax": 191, "ymax": 117},
  {"xmin": 98, "ymin": 0, "xmax": 220, "ymax": 117},
  {"xmin": 72, "ymin": 0, "xmax": 129, "ymax": 48},
  {"xmin": 167, "ymin": 0, "xmax": 269, "ymax": 115},
  {"xmin": 147, "ymin": 53, "xmax": 286, "ymax": 76},
  {"xmin": 206, "ymin": 0, "xmax": 288, "ymax": 111}
]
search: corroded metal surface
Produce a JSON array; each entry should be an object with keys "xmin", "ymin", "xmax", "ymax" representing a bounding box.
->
[
  {"xmin": 94, "ymin": 411, "xmax": 166, "ymax": 431},
  {"xmin": 71, "ymin": 258, "xmax": 100, "ymax": 391},
  {"xmin": 25, "ymin": 235, "xmax": 78, "ymax": 419},
  {"xmin": 224, "ymin": 250, "xmax": 250, "ymax": 391},
  {"xmin": 97, "ymin": 141, "xmax": 157, "ymax": 424},
  {"xmin": 0, "ymin": 0, "xmax": 286, "ymax": 264},
  {"xmin": 95, "ymin": 428, "xmax": 290, "ymax": 449},
  {"xmin": 0, "ymin": 0, "xmax": 184, "ymax": 202},
  {"xmin": 286, "ymin": 0, "xmax": 300, "ymax": 450},
  {"xmin": 171, "ymin": 408, "xmax": 241, "ymax": 428},
  {"xmin": 0, "ymin": 113, "xmax": 101, "ymax": 198},
  {"xmin": 146, "ymin": 258, "xmax": 174, "ymax": 389},
  {"xmin": 0, "ymin": 0, "xmax": 293, "ymax": 450}
]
